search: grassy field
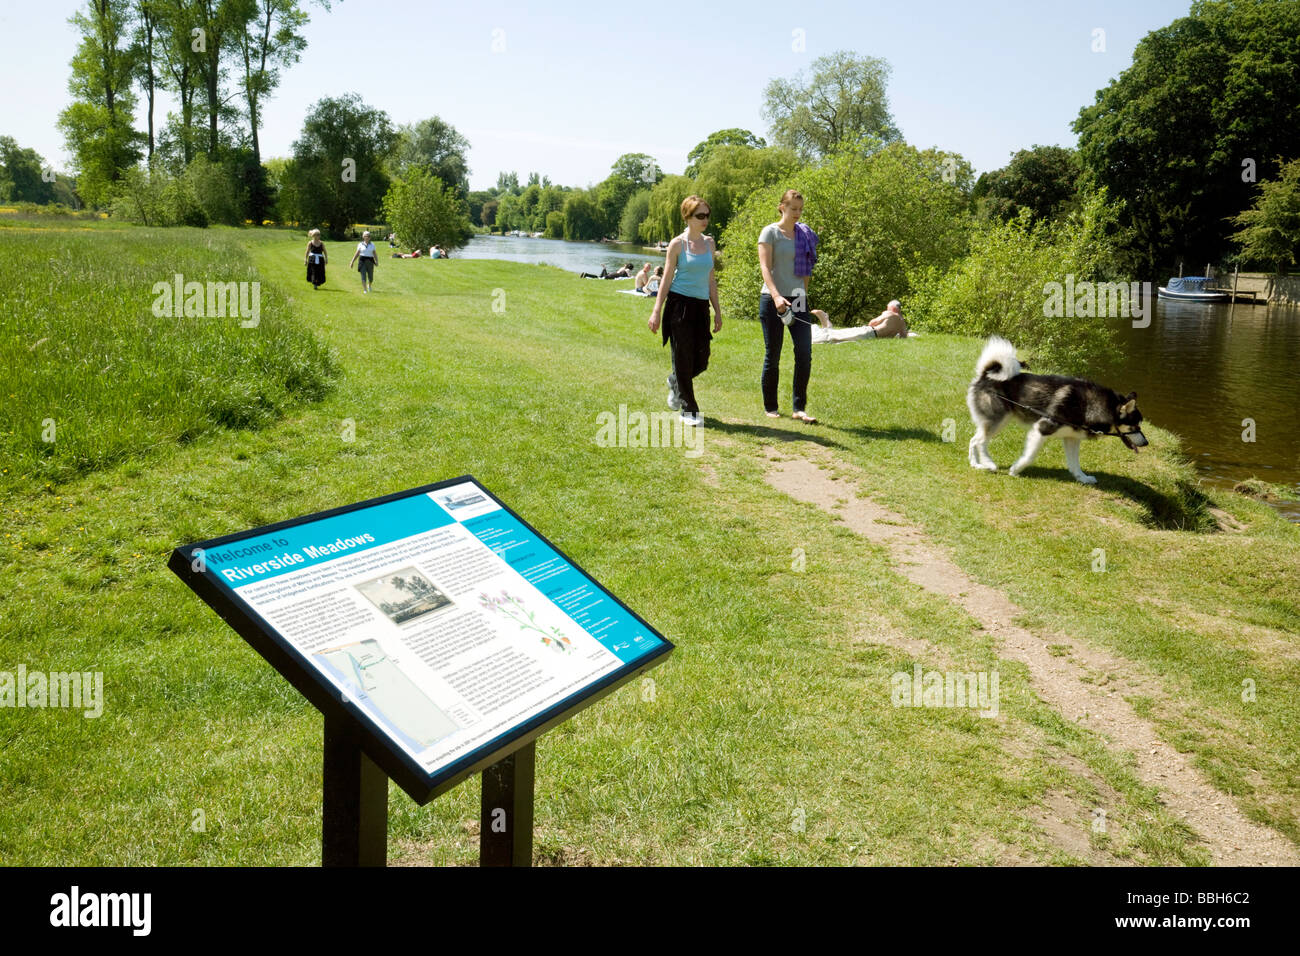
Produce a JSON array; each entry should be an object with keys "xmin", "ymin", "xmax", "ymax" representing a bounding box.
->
[
  {"xmin": 0, "ymin": 219, "xmax": 337, "ymax": 494},
  {"xmin": 0, "ymin": 220, "xmax": 1296, "ymax": 865}
]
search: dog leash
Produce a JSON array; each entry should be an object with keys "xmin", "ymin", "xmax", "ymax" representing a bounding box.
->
[{"xmin": 991, "ymin": 394, "xmax": 1115, "ymax": 437}]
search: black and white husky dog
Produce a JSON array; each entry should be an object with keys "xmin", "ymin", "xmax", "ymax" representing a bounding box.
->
[{"xmin": 967, "ymin": 337, "xmax": 1148, "ymax": 484}]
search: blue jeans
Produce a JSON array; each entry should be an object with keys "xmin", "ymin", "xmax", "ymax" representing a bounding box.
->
[{"xmin": 759, "ymin": 294, "xmax": 812, "ymax": 413}]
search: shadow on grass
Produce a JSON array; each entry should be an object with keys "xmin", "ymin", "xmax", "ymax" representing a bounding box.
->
[
  {"xmin": 1016, "ymin": 467, "xmax": 1218, "ymax": 532},
  {"xmin": 705, "ymin": 417, "xmax": 850, "ymax": 452},
  {"xmin": 823, "ymin": 423, "xmax": 945, "ymax": 443}
]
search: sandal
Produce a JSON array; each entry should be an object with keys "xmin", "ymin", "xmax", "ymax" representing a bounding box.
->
[
  {"xmin": 765, "ymin": 410, "xmax": 781, "ymax": 418},
  {"xmin": 792, "ymin": 411, "xmax": 818, "ymax": 424}
]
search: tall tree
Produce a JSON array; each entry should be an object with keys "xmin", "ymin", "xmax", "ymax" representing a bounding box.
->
[
  {"xmin": 131, "ymin": 0, "xmax": 159, "ymax": 162},
  {"xmin": 389, "ymin": 116, "xmax": 471, "ymax": 196},
  {"xmin": 57, "ymin": 0, "xmax": 144, "ymax": 206},
  {"xmin": 1231, "ymin": 157, "xmax": 1300, "ymax": 272},
  {"xmin": 238, "ymin": 0, "xmax": 317, "ymax": 167},
  {"xmin": 191, "ymin": 0, "xmax": 251, "ymax": 158},
  {"xmin": 288, "ymin": 94, "xmax": 396, "ymax": 237},
  {"xmin": 972, "ymin": 146, "xmax": 1082, "ymax": 222},
  {"xmin": 692, "ymin": 145, "xmax": 801, "ymax": 236},
  {"xmin": 154, "ymin": 0, "xmax": 204, "ymax": 167},
  {"xmin": 595, "ymin": 152, "xmax": 661, "ymax": 237},
  {"xmin": 763, "ymin": 50, "xmax": 900, "ymax": 161},
  {"xmin": 1074, "ymin": 0, "xmax": 1300, "ymax": 274},
  {"xmin": 684, "ymin": 128, "xmax": 766, "ymax": 177}
]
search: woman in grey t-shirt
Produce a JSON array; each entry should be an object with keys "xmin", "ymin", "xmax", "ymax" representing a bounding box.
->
[{"xmin": 757, "ymin": 189, "xmax": 816, "ymax": 422}]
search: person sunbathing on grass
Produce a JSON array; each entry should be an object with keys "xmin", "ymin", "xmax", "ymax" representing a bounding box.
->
[
  {"xmin": 809, "ymin": 305, "xmax": 912, "ymax": 343},
  {"xmin": 868, "ymin": 300, "xmax": 908, "ymax": 338}
]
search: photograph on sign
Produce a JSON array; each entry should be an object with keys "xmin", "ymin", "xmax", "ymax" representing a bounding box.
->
[{"xmin": 187, "ymin": 479, "xmax": 670, "ymax": 785}]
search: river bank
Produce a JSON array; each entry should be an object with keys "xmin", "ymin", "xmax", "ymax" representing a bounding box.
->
[{"xmin": 2, "ymin": 222, "xmax": 1296, "ymax": 864}]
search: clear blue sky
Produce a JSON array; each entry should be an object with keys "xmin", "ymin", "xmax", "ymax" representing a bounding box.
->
[{"xmin": 3, "ymin": 0, "xmax": 1193, "ymax": 191}]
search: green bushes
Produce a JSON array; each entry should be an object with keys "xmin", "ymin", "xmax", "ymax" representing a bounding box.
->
[
  {"xmin": 718, "ymin": 142, "xmax": 971, "ymax": 324},
  {"xmin": 906, "ymin": 190, "xmax": 1123, "ymax": 370},
  {"xmin": 381, "ymin": 168, "xmax": 473, "ymax": 251}
]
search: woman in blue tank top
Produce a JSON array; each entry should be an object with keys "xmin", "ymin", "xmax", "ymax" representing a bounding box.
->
[{"xmin": 648, "ymin": 195, "xmax": 722, "ymax": 426}]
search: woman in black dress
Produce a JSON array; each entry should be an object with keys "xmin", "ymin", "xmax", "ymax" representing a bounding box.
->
[{"xmin": 305, "ymin": 228, "xmax": 327, "ymax": 289}]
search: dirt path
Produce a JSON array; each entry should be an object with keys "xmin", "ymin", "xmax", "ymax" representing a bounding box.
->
[{"xmin": 762, "ymin": 443, "xmax": 1299, "ymax": 866}]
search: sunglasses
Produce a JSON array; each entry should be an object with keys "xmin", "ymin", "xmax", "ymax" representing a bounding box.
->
[{"xmin": 693, "ymin": 212, "xmax": 710, "ymax": 220}]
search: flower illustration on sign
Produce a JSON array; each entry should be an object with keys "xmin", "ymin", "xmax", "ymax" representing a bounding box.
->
[{"xmin": 478, "ymin": 589, "xmax": 573, "ymax": 653}]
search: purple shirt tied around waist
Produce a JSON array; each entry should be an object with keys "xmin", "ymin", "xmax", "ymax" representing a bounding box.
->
[{"xmin": 794, "ymin": 222, "xmax": 818, "ymax": 276}]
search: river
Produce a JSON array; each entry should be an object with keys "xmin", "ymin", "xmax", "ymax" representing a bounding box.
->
[
  {"xmin": 458, "ymin": 234, "xmax": 664, "ymax": 273},
  {"xmin": 1092, "ymin": 298, "xmax": 1300, "ymax": 521}
]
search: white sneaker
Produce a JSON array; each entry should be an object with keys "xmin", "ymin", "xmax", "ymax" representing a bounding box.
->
[
  {"xmin": 666, "ymin": 374, "xmax": 681, "ymax": 410},
  {"xmin": 680, "ymin": 411, "xmax": 702, "ymax": 426}
]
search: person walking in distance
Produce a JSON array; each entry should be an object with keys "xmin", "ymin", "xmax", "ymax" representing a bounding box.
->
[{"xmin": 349, "ymin": 231, "xmax": 378, "ymax": 293}]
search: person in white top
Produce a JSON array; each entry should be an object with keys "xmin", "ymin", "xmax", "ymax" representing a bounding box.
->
[{"xmin": 349, "ymin": 230, "xmax": 378, "ymax": 293}]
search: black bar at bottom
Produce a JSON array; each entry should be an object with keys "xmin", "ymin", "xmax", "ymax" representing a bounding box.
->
[
  {"xmin": 322, "ymin": 712, "xmax": 389, "ymax": 867},
  {"xmin": 480, "ymin": 741, "xmax": 536, "ymax": 867}
]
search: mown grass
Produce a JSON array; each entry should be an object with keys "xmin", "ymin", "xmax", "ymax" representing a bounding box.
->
[
  {"xmin": 0, "ymin": 219, "xmax": 337, "ymax": 495},
  {"xmin": 0, "ymin": 224, "xmax": 1295, "ymax": 865}
]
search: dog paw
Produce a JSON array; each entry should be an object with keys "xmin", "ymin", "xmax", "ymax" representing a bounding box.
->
[
  {"xmin": 1008, "ymin": 465, "xmax": 1024, "ymax": 477},
  {"xmin": 976, "ymin": 462, "xmax": 998, "ymax": 472},
  {"xmin": 1075, "ymin": 473, "xmax": 1097, "ymax": 485}
]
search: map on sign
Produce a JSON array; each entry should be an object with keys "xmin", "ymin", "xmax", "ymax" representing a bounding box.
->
[{"xmin": 171, "ymin": 477, "xmax": 672, "ymax": 799}]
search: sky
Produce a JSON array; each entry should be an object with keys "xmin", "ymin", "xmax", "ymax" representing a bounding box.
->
[{"xmin": 2, "ymin": 0, "xmax": 1194, "ymax": 191}]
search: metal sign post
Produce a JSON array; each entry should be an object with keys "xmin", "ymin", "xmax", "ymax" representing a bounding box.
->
[{"xmin": 480, "ymin": 741, "xmax": 536, "ymax": 867}]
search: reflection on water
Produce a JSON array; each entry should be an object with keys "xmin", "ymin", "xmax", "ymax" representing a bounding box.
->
[
  {"xmin": 458, "ymin": 234, "xmax": 663, "ymax": 274},
  {"xmin": 1091, "ymin": 299, "xmax": 1300, "ymax": 521}
]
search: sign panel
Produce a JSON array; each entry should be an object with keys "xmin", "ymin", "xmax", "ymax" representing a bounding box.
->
[{"xmin": 169, "ymin": 477, "xmax": 673, "ymax": 803}]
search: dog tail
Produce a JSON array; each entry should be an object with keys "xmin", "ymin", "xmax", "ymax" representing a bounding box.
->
[{"xmin": 974, "ymin": 336, "xmax": 1021, "ymax": 382}]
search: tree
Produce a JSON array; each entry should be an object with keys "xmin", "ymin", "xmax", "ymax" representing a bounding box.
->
[
  {"xmin": 383, "ymin": 168, "xmax": 474, "ymax": 250},
  {"xmin": 562, "ymin": 190, "xmax": 601, "ymax": 240},
  {"xmin": 763, "ymin": 50, "xmax": 901, "ymax": 161},
  {"xmin": 390, "ymin": 115, "xmax": 471, "ymax": 196},
  {"xmin": 638, "ymin": 175, "xmax": 695, "ymax": 243},
  {"xmin": 495, "ymin": 171, "xmax": 520, "ymax": 195},
  {"xmin": 0, "ymin": 138, "xmax": 57, "ymax": 204},
  {"xmin": 718, "ymin": 142, "xmax": 972, "ymax": 325},
  {"xmin": 466, "ymin": 189, "xmax": 492, "ymax": 226},
  {"xmin": 58, "ymin": 0, "xmax": 144, "ymax": 206},
  {"xmin": 480, "ymin": 197, "xmax": 498, "ymax": 228},
  {"xmin": 130, "ymin": 0, "xmax": 159, "ymax": 162},
  {"xmin": 238, "ymin": 0, "xmax": 317, "ymax": 169},
  {"xmin": 618, "ymin": 189, "xmax": 652, "ymax": 242},
  {"xmin": 907, "ymin": 191, "xmax": 1121, "ymax": 371},
  {"xmin": 1231, "ymin": 157, "xmax": 1300, "ymax": 272},
  {"xmin": 973, "ymin": 146, "xmax": 1082, "ymax": 222},
  {"xmin": 153, "ymin": 0, "xmax": 203, "ymax": 167},
  {"xmin": 685, "ymin": 128, "xmax": 766, "ymax": 177},
  {"xmin": 1073, "ymin": 0, "xmax": 1300, "ymax": 274},
  {"xmin": 288, "ymin": 94, "xmax": 396, "ymax": 237},
  {"xmin": 693, "ymin": 145, "xmax": 801, "ymax": 237},
  {"xmin": 190, "ymin": 0, "xmax": 251, "ymax": 158},
  {"xmin": 588, "ymin": 153, "xmax": 662, "ymax": 237}
]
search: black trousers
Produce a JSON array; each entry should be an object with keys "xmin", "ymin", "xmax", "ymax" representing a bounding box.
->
[
  {"xmin": 759, "ymin": 293, "xmax": 812, "ymax": 413},
  {"xmin": 663, "ymin": 290, "xmax": 712, "ymax": 414}
]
